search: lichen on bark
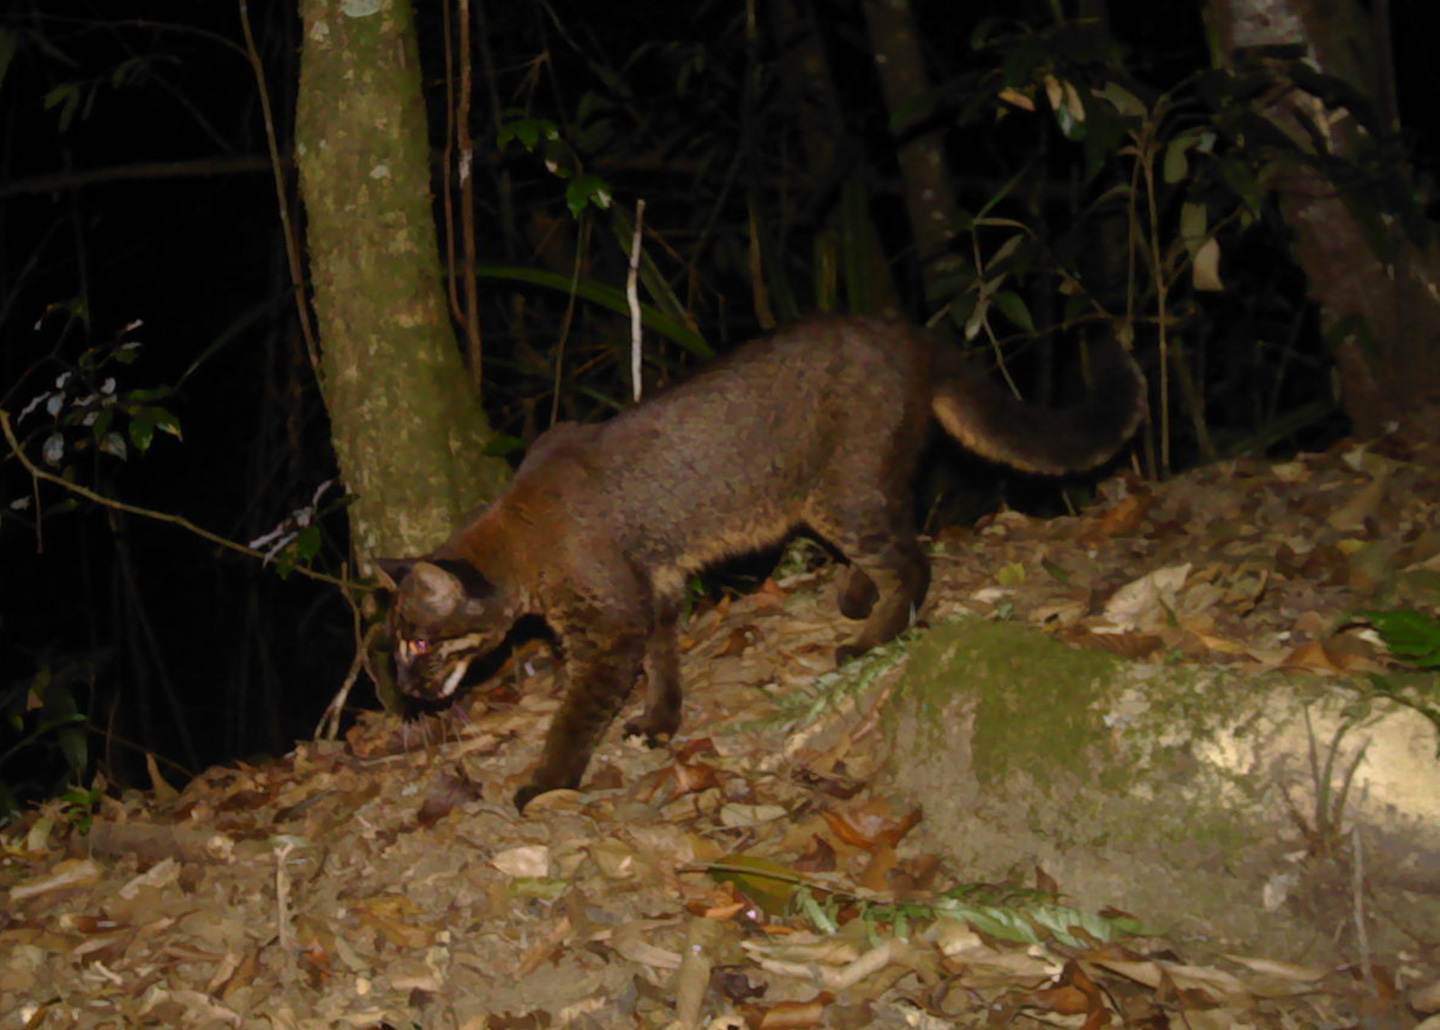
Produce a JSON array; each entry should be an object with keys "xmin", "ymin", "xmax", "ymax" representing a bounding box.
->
[{"xmin": 295, "ymin": 0, "xmax": 508, "ymax": 565}]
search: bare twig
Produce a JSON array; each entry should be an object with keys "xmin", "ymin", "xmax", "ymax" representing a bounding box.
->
[
  {"xmin": 456, "ymin": 0, "xmax": 484, "ymax": 393},
  {"xmin": 317, "ymin": 590, "xmax": 384, "ymax": 740},
  {"xmin": 627, "ymin": 199, "xmax": 646, "ymax": 402},
  {"xmin": 1, "ymin": 408, "xmax": 359, "ymax": 591},
  {"xmin": 1352, "ymin": 825, "xmax": 1374, "ymax": 997},
  {"xmin": 238, "ymin": 0, "xmax": 322, "ymax": 380},
  {"xmin": 548, "ymin": 216, "xmax": 590, "ymax": 427},
  {"xmin": 440, "ymin": 0, "xmax": 462, "ymax": 329}
]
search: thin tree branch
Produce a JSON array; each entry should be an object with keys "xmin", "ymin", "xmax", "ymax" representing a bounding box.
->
[
  {"xmin": 1, "ymin": 408, "xmax": 363, "ymax": 592},
  {"xmin": 238, "ymin": 0, "xmax": 322, "ymax": 380}
]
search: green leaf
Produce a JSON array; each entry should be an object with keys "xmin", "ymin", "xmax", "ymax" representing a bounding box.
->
[
  {"xmin": 1180, "ymin": 201, "xmax": 1208, "ymax": 251},
  {"xmin": 565, "ymin": 174, "xmax": 612, "ymax": 217},
  {"xmin": 127, "ymin": 406, "xmax": 182, "ymax": 452},
  {"xmin": 707, "ymin": 854, "xmax": 807, "ymax": 916},
  {"xmin": 996, "ymin": 561, "xmax": 1027, "ymax": 587},
  {"xmin": 992, "ymin": 290, "xmax": 1035, "ymax": 334},
  {"xmin": 793, "ymin": 887, "xmax": 839, "ymax": 933},
  {"xmin": 153, "ymin": 408, "xmax": 182, "ymax": 441},
  {"xmin": 477, "ymin": 264, "xmax": 712, "ymax": 358},
  {"xmin": 58, "ymin": 724, "xmax": 88, "ymax": 777},
  {"xmin": 1361, "ymin": 608, "xmax": 1440, "ymax": 669},
  {"xmin": 128, "ymin": 410, "xmax": 155, "ymax": 452},
  {"xmin": 611, "ymin": 204, "xmax": 691, "ymax": 324},
  {"xmin": 92, "ymin": 407, "xmax": 114, "ymax": 442},
  {"xmin": 1041, "ymin": 558, "xmax": 1071, "ymax": 583},
  {"xmin": 1092, "ymin": 80, "xmax": 1146, "ymax": 119},
  {"xmin": 43, "ymin": 83, "xmax": 82, "ymax": 133},
  {"xmin": 293, "ymin": 525, "xmax": 322, "ymax": 562},
  {"xmin": 483, "ymin": 432, "xmax": 527, "ymax": 458},
  {"xmin": 1162, "ymin": 138, "xmax": 1190, "ymax": 184},
  {"xmin": 497, "ymin": 116, "xmax": 559, "ymax": 151},
  {"xmin": 111, "ymin": 55, "xmax": 147, "ymax": 89},
  {"xmin": 938, "ymin": 899, "xmax": 1043, "ymax": 944},
  {"xmin": 948, "ymin": 291, "xmax": 979, "ymax": 337}
]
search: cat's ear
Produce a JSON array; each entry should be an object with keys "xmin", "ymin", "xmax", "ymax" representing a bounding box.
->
[
  {"xmin": 375, "ymin": 558, "xmax": 418, "ymax": 592},
  {"xmin": 403, "ymin": 560, "xmax": 498, "ymax": 617},
  {"xmin": 404, "ymin": 561, "xmax": 469, "ymax": 617}
]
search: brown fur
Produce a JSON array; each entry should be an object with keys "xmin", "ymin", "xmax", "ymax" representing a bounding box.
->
[{"xmin": 378, "ymin": 315, "xmax": 1145, "ymax": 811}]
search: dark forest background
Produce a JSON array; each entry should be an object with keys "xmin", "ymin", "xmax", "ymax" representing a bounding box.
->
[{"xmin": 2, "ymin": 0, "xmax": 1438, "ymax": 814}]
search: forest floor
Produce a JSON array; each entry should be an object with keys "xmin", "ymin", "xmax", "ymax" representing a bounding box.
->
[{"xmin": 6, "ymin": 434, "xmax": 1440, "ymax": 1029}]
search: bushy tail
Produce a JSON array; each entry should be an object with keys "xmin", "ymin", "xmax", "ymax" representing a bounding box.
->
[{"xmin": 932, "ymin": 342, "xmax": 1146, "ymax": 475}]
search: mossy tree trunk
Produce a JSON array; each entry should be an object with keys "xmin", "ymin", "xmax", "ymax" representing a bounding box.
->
[{"xmin": 295, "ymin": 0, "xmax": 508, "ymax": 566}]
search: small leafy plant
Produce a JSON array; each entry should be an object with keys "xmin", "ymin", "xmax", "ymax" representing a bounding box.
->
[
  {"xmin": 0, "ymin": 656, "xmax": 95, "ymax": 827},
  {"xmin": 13, "ymin": 312, "xmax": 181, "ymax": 474},
  {"xmin": 1358, "ymin": 607, "xmax": 1440, "ymax": 753},
  {"xmin": 1, "ymin": 311, "xmax": 180, "ymax": 816}
]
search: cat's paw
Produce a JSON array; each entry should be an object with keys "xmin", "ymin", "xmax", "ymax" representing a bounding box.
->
[
  {"xmin": 834, "ymin": 642, "xmax": 869, "ymax": 665},
  {"xmin": 513, "ymin": 783, "xmax": 546, "ymax": 813},
  {"xmin": 621, "ymin": 717, "xmax": 674, "ymax": 747}
]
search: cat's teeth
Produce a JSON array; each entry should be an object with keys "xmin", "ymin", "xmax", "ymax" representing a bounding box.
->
[{"xmin": 440, "ymin": 661, "xmax": 469, "ymax": 698}]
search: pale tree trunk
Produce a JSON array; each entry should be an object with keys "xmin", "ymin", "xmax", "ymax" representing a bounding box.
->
[
  {"xmin": 1206, "ymin": 0, "xmax": 1440, "ymax": 437},
  {"xmin": 295, "ymin": 0, "xmax": 508, "ymax": 565},
  {"xmin": 861, "ymin": 0, "xmax": 963, "ymax": 312}
]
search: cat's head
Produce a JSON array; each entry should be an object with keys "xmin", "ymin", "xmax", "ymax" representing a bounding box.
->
[{"xmin": 376, "ymin": 558, "xmax": 520, "ymax": 701}]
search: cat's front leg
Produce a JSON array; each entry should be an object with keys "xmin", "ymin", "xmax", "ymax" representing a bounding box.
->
[
  {"xmin": 514, "ymin": 623, "xmax": 646, "ymax": 812},
  {"xmin": 624, "ymin": 592, "xmax": 682, "ymax": 744}
]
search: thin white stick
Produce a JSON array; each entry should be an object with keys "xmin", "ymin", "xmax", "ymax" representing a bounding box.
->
[{"xmin": 627, "ymin": 199, "xmax": 646, "ymax": 402}]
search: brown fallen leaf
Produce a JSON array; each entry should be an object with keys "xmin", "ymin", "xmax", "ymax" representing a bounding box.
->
[
  {"xmin": 746, "ymin": 991, "xmax": 834, "ymax": 1029},
  {"xmin": 752, "ymin": 578, "xmax": 789, "ymax": 610},
  {"xmin": 353, "ymin": 894, "xmax": 435, "ymax": 950},
  {"xmin": 672, "ymin": 759, "xmax": 724, "ymax": 796},
  {"xmin": 1029, "ymin": 959, "xmax": 1109, "ymax": 1028},
  {"xmin": 857, "ymin": 843, "xmax": 896, "ymax": 894},
  {"xmin": 1280, "ymin": 638, "xmax": 1378, "ymax": 673},
  {"xmin": 792, "ymin": 835, "xmax": 837, "ymax": 874},
  {"xmin": 719, "ymin": 624, "xmax": 763, "ymax": 656},
  {"xmin": 1092, "ymin": 487, "xmax": 1153, "ymax": 538},
  {"xmin": 415, "ymin": 771, "xmax": 483, "ymax": 827},
  {"xmin": 138, "ymin": 752, "xmax": 179, "ymax": 803},
  {"xmin": 1034, "ymin": 866, "xmax": 1059, "ymax": 896},
  {"xmin": 298, "ymin": 939, "xmax": 332, "ymax": 989},
  {"xmin": 9, "ymin": 857, "xmax": 104, "ymax": 900},
  {"xmin": 1067, "ymin": 628, "xmax": 1166, "ymax": 660},
  {"xmin": 698, "ymin": 898, "xmax": 750, "ymax": 921},
  {"xmin": 821, "ymin": 801, "xmax": 920, "ymax": 850}
]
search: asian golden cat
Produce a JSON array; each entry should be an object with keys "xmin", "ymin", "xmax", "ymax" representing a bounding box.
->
[{"xmin": 378, "ymin": 316, "xmax": 1145, "ymax": 811}]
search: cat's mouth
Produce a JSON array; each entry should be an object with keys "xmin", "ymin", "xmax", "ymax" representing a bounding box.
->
[{"xmin": 395, "ymin": 631, "xmax": 502, "ymax": 700}]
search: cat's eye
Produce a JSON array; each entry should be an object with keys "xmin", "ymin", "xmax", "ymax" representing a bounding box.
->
[{"xmin": 409, "ymin": 638, "xmax": 431, "ymax": 655}]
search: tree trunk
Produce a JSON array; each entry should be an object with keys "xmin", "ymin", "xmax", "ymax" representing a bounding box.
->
[
  {"xmin": 295, "ymin": 0, "xmax": 508, "ymax": 565},
  {"xmin": 769, "ymin": 0, "xmax": 902, "ymax": 318},
  {"xmin": 1206, "ymin": 0, "xmax": 1440, "ymax": 437},
  {"xmin": 861, "ymin": 0, "xmax": 963, "ymax": 312}
]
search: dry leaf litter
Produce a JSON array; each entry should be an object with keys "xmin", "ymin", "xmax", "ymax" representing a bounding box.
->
[{"xmin": 6, "ymin": 436, "xmax": 1440, "ymax": 1028}]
